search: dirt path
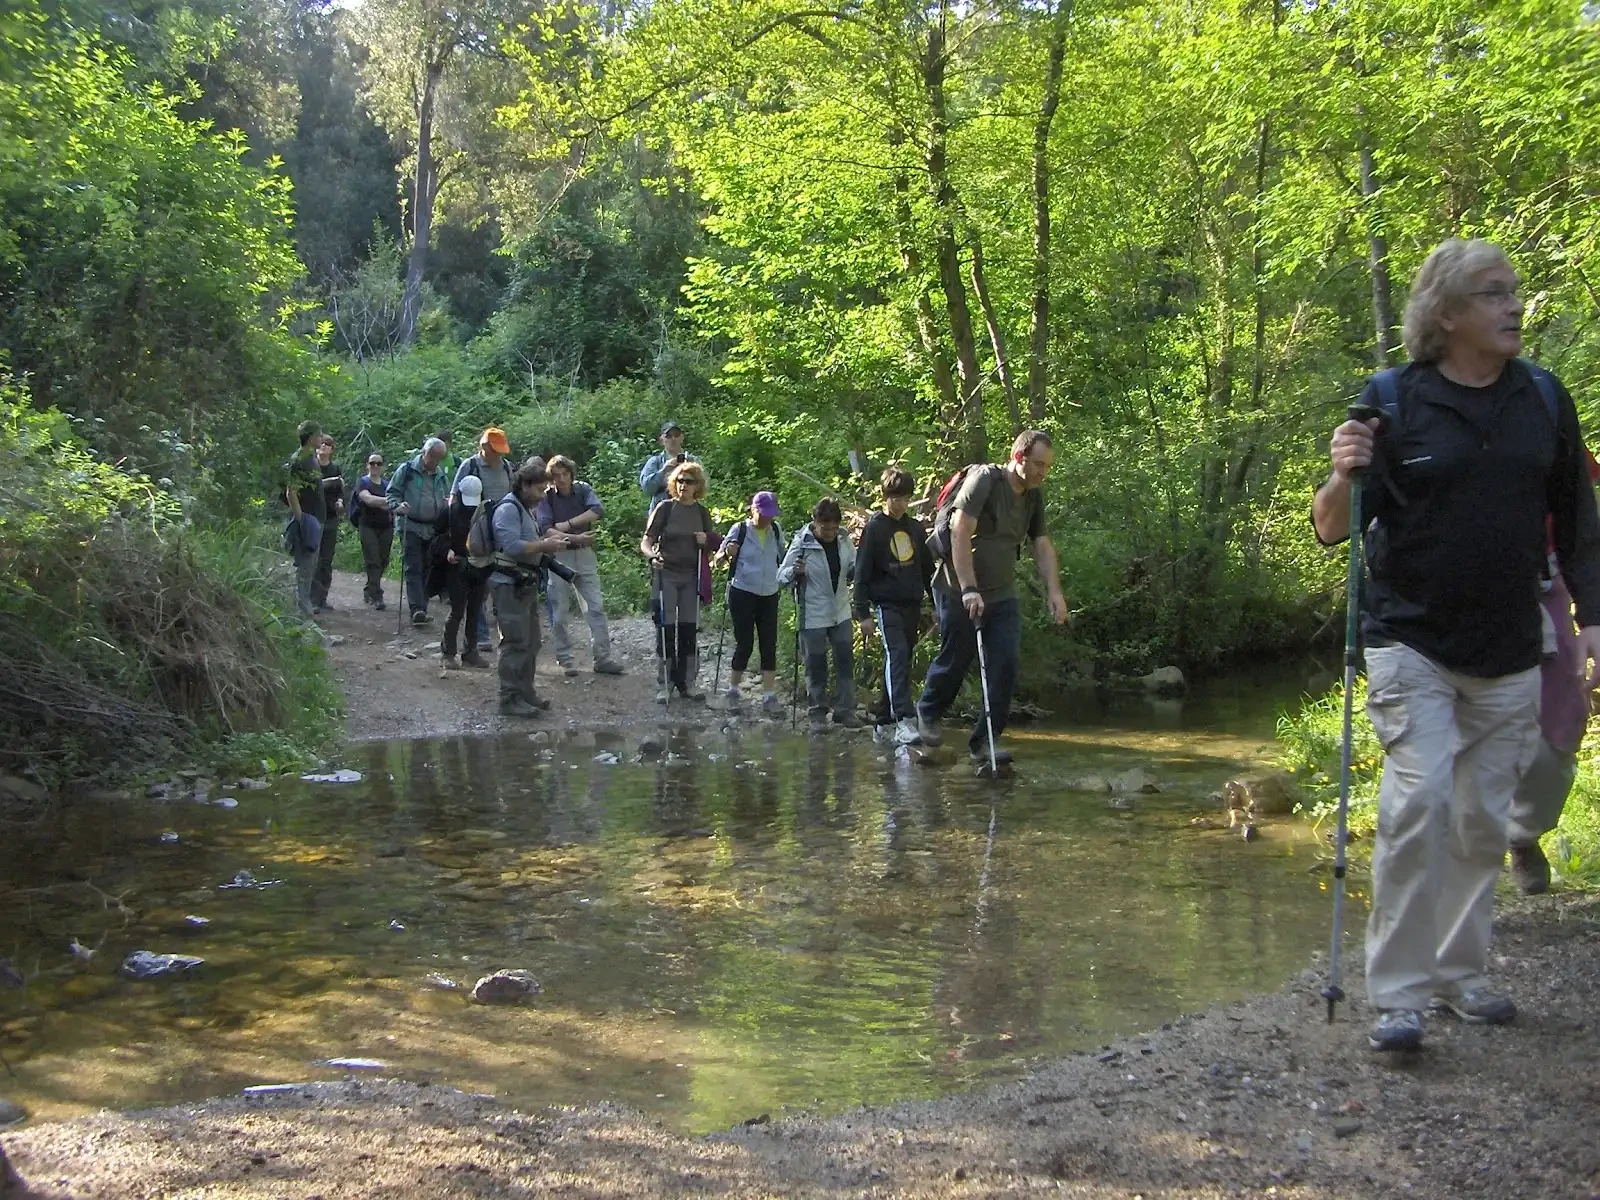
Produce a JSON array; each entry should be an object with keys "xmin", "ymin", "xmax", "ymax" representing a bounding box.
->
[
  {"xmin": 318, "ymin": 568, "xmax": 704, "ymax": 739},
  {"xmin": 4, "ymin": 893, "xmax": 1598, "ymax": 1198}
]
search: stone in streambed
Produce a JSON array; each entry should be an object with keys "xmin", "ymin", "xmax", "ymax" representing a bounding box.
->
[
  {"xmin": 469, "ymin": 969, "xmax": 541, "ymax": 1005},
  {"xmin": 0, "ymin": 1097, "xmax": 26, "ymax": 1127},
  {"xmin": 121, "ymin": 951, "xmax": 205, "ymax": 980},
  {"xmin": 1107, "ymin": 767, "xmax": 1159, "ymax": 794},
  {"xmin": 1223, "ymin": 769, "xmax": 1299, "ymax": 817}
]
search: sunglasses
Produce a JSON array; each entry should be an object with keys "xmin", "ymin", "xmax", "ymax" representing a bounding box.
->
[{"xmin": 368, "ymin": 458, "xmax": 383, "ymax": 466}]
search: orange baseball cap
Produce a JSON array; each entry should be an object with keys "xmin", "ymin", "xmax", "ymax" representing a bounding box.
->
[{"xmin": 482, "ymin": 427, "xmax": 511, "ymax": 455}]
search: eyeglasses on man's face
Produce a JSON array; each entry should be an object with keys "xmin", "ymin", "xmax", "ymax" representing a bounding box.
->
[{"xmin": 1469, "ymin": 285, "xmax": 1521, "ymax": 305}]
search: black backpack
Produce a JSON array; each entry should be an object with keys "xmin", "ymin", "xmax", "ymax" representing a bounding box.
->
[{"xmin": 730, "ymin": 518, "xmax": 784, "ymax": 560}]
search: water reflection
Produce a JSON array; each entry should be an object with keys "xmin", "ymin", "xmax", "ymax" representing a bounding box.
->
[{"xmin": 0, "ymin": 704, "xmax": 1337, "ymax": 1133}]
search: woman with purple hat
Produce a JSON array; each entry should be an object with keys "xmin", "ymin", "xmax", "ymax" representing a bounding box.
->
[{"xmin": 714, "ymin": 491, "xmax": 787, "ymax": 717}]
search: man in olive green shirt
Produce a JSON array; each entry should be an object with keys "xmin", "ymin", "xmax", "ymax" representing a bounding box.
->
[{"xmin": 917, "ymin": 429, "xmax": 1070, "ymax": 763}]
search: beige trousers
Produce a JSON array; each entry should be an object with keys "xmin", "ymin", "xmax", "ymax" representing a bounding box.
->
[{"xmin": 1363, "ymin": 644, "xmax": 1540, "ymax": 1011}]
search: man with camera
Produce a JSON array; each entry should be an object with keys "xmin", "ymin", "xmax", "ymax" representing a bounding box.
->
[
  {"xmin": 638, "ymin": 419, "xmax": 700, "ymax": 515},
  {"xmin": 489, "ymin": 457, "xmax": 590, "ymax": 718}
]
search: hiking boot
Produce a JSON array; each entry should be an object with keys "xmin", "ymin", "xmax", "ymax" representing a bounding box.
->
[
  {"xmin": 498, "ymin": 698, "xmax": 542, "ymax": 719},
  {"xmin": 656, "ymin": 686, "xmax": 671, "ymax": 705},
  {"xmin": 1429, "ymin": 988, "xmax": 1516, "ymax": 1025},
  {"xmin": 439, "ymin": 655, "xmax": 459, "ymax": 678},
  {"xmin": 915, "ymin": 711, "xmax": 943, "ymax": 746},
  {"xmin": 1509, "ymin": 843, "xmax": 1551, "ymax": 895},
  {"xmin": 969, "ymin": 743, "xmax": 1014, "ymax": 767},
  {"xmin": 593, "ymin": 660, "xmax": 625, "ymax": 676},
  {"xmin": 460, "ymin": 652, "xmax": 489, "ymax": 669},
  {"xmin": 477, "ymin": 641, "xmax": 495, "ymax": 654},
  {"xmin": 1368, "ymin": 1008, "xmax": 1424, "ymax": 1051},
  {"xmin": 808, "ymin": 709, "xmax": 831, "ymax": 733},
  {"xmin": 893, "ymin": 718, "xmax": 921, "ymax": 746},
  {"xmin": 834, "ymin": 710, "xmax": 862, "ymax": 729},
  {"xmin": 761, "ymin": 692, "xmax": 782, "ymax": 718},
  {"xmin": 679, "ymin": 684, "xmax": 706, "ymax": 702},
  {"xmin": 723, "ymin": 686, "xmax": 742, "ymax": 708},
  {"xmin": 374, "ymin": 598, "xmax": 387, "ymax": 612},
  {"xmin": 526, "ymin": 694, "xmax": 552, "ymax": 712},
  {"xmin": 411, "ymin": 609, "xmax": 430, "ymax": 626},
  {"xmin": 559, "ymin": 661, "xmax": 580, "ymax": 678}
]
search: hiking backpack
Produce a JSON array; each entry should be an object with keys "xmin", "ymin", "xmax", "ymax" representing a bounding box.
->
[
  {"xmin": 1368, "ymin": 358, "xmax": 1557, "ymax": 425},
  {"xmin": 730, "ymin": 518, "xmax": 784, "ymax": 560},
  {"xmin": 925, "ymin": 464, "xmax": 999, "ymax": 562},
  {"xmin": 466, "ymin": 495, "xmax": 508, "ymax": 567}
]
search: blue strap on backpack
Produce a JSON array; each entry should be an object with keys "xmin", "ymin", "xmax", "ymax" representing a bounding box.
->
[{"xmin": 1369, "ymin": 358, "xmax": 1557, "ymax": 424}]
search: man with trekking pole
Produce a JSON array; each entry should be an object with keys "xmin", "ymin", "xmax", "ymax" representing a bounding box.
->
[
  {"xmin": 915, "ymin": 430, "xmax": 1070, "ymax": 767},
  {"xmin": 1312, "ymin": 237, "xmax": 1600, "ymax": 1053}
]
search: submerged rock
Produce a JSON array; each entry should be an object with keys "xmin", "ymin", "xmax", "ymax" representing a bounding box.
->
[
  {"xmin": 121, "ymin": 951, "xmax": 205, "ymax": 980},
  {"xmin": 1224, "ymin": 769, "xmax": 1299, "ymax": 817},
  {"xmin": 1140, "ymin": 665, "xmax": 1186, "ymax": 695},
  {"xmin": 300, "ymin": 768, "xmax": 362, "ymax": 784},
  {"xmin": 1107, "ymin": 767, "xmax": 1160, "ymax": 794},
  {"xmin": 0, "ymin": 1097, "xmax": 26, "ymax": 1126},
  {"xmin": 469, "ymin": 969, "xmax": 541, "ymax": 1005}
]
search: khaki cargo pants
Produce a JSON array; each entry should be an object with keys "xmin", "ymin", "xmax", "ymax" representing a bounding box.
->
[{"xmin": 1363, "ymin": 644, "xmax": 1540, "ymax": 1012}]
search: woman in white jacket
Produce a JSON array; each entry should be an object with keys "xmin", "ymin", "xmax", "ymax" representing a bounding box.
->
[{"xmin": 777, "ymin": 497, "xmax": 859, "ymax": 730}]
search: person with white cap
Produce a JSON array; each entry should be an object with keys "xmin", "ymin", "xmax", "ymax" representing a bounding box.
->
[
  {"xmin": 714, "ymin": 490, "xmax": 787, "ymax": 716},
  {"xmin": 433, "ymin": 472, "xmax": 490, "ymax": 674}
]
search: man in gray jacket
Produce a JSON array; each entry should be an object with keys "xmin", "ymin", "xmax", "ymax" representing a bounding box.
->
[
  {"xmin": 638, "ymin": 419, "xmax": 700, "ymax": 515},
  {"xmin": 489, "ymin": 457, "xmax": 584, "ymax": 718}
]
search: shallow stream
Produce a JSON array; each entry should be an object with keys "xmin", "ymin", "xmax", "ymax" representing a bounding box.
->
[{"xmin": 0, "ymin": 672, "xmax": 1352, "ymax": 1133}]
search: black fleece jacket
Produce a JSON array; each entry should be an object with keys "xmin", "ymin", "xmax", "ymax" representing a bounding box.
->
[
  {"xmin": 1321, "ymin": 359, "xmax": 1600, "ymax": 677},
  {"xmin": 853, "ymin": 511, "xmax": 935, "ymax": 616}
]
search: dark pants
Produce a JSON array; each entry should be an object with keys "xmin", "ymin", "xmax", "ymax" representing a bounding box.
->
[
  {"xmin": 804, "ymin": 619, "xmax": 855, "ymax": 716},
  {"xmin": 402, "ymin": 529, "xmax": 434, "ymax": 616},
  {"xmin": 311, "ymin": 521, "xmax": 339, "ymax": 608},
  {"xmin": 359, "ymin": 523, "xmax": 393, "ymax": 603},
  {"xmin": 873, "ymin": 601, "xmax": 922, "ymax": 721},
  {"xmin": 918, "ymin": 592, "xmax": 1021, "ymax": 753},
  {"xmin": 443, "ymin": 569, "xmax": 486, "ymax": 659},
  {"xmin": 729, "ymin": 587, "xmax": 779, "ymax": 672},
  {"xmin": 492, "ymin": 579, "xmax": 540, "ymax": 706}
]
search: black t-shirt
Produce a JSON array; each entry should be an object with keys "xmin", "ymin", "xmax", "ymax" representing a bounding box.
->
[
  {"xmin": 282, "ymin": 448, "xmax": 326, "ymax": 523},
  {"xmin": 1348, "ymin": 360, "xmax": 1600, "ymax": 677},
  {"xmin": 822, "ymin": 537, "xmax": 841, "ymax": 592}
]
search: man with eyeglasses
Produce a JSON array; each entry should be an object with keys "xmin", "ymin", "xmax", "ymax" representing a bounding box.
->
[
  {"xmin": 1313, "ymin": 238, "xmax": 1600, "ymax": 1054},
  {"xmin": 352, "ymin": 452, "xmax": 395, "ymax": 610}
]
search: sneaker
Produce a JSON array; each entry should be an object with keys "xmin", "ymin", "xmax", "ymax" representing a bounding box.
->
[
  {"xmin": 723, "ymin": 686, "xmax": 742, "ymax": 707},
  {"xmin": 834, "ymin": 710, "xmax": 862, "ymax": 729},
  {"xmin": 593, "ymin": 660, "xmax": 626, "ymax": 676},
  {"xmin": 439, "ymin": 655, "xmax": 459, "ymax": 678},
  {"xmin": 893, "ymin": 718, "xmax": 921, "ymax": 746},
  {"xmin": 477, "ymin": 641, "xmax": 495, "ymax": 654},
  {"xmin": 680, "ymin": 685, "xmax": 707, "ymax": 702},
  {"xmin": 969, "ymin": 743, "xmax": 1014, "ymax": 766},
  {"xmin": 916, "ymin": 711, "xmax": 943, "ymax": 746},
  {"xmin": 1368, "ymin": 1008, "xmax": 1425, "ymax": 1051},
  {"xmin": 1429, "ymin": 988, "xmax": 1516, "ymax": 1025},
  {"xmin": 1509, "ymin": 843, "xmax": 1551, "ymax": 895},
  {"xmin": 761, "ymin": 692, "xmax": 782, "ymax": 717},
  {"xmin": 656, "ymin": 686, "xmax": 671, "ymax": 705},
  {"xmin": 560, "ymin": 663, "xmax": 580, "ymax": 678},
  {"xmin": 808, "ymin": 710, "xmax": 831, "ymax": 733},
  {"xmin": 411, "ymin": 610, "xmax": 431, "ymax": 626},
  {"xmin": 460, "ymin": 652, "xmax": 489, "ymax": 669},
  {"xmin": 498, "ymin": 698, "xmax": 542, "ymax": 719}
]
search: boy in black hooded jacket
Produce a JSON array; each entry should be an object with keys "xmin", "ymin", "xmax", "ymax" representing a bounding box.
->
[{"xmin": 855, "ymin": 466, "xmax": 935, "ymax": 744}]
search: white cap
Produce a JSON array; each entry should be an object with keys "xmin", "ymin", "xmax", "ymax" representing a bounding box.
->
[{"xmin": 458, "ymin": 475, "xmax": 484, "ymax": 507}]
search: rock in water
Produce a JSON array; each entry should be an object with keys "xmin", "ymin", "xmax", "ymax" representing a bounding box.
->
[
  {"xmin": 1223, "ymin": 769, "xmax": 1300, "ymax": 817},
  {"xmin": 120, "ymin": 951, "xmax": 205, "ymax": 980},
  {"xmin": 0, "ymin": 1097, "xmax": 26, "ymax": 1126},
  {"xmin": 1107, "ymin": 767, "xmax": 1159, "ymax": 794},
  {"xmin": 469, "ymin": 969, "xmax": 541, "ymax": 1005},
  {"xmin": 299, "ymin": 768, "xmax": 362, "ymax": 784},
  {"xmin": 1139, "ymin": 665, "xmax": 1186, "ymax": 696}
]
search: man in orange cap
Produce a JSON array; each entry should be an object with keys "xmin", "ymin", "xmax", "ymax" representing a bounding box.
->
[{"xmin": 454, "ymin": 427, "xmax": 516, "ymax": 652}]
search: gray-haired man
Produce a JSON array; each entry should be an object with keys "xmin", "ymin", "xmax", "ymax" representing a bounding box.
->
[{"xmin": 387, "ymin": 436, "xmax": 451, "ymax": 625}]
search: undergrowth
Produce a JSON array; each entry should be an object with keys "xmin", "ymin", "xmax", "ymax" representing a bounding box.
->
[{"xmin": 1276, "ymin": 679, "xmax": 1600, "ymax": 889}]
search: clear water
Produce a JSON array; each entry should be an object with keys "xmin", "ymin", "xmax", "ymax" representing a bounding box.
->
[{"xmin": 0, "ymin": 675, "xmax": 1342, "ymax": 1133}]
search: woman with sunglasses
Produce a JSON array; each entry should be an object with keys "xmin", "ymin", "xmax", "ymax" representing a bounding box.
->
[{"xmin": 352, "ymin": 452, "xmax": 395, "ymax": 610}]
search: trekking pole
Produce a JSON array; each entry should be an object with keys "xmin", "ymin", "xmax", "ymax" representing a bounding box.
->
[
  {"xmin": 974, "ymin": 622, "xmax": 999, "ymax": 777},
  {"xmin": 1324, "ymin": 401, "xmax": 1381, "ymax": 1024},
  {"xmin": 653, "ymin": 563, "xmax": 669, "ymax": 716},
  {"xmin": 396, "ymin": 529, "xmax": 405, "ymax": 637},
  {"xmin": 712, "ymin": 579, "xmax": 729, "ymax": 698},
  {"xmin": 791, "ymin": 578, "xmax": 806, "ymax": 732}
]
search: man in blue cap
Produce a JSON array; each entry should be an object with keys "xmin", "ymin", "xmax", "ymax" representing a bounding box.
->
[{"xmin": 639, "ymin": 419, "xmax": 701, "ymax": 515}]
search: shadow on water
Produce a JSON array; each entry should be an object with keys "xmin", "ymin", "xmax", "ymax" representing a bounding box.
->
[{"xmin": 0, "ymin": 674, "xmax": 1348, "ymax": 1133}]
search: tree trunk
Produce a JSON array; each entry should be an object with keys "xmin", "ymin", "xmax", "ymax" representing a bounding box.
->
[
  {"xmin": 1028, "ymin": 0, "xmax": 1071, "ymax": 424},
  {"xmin": 969, "ymin": 230, "xmax": 1022, "ymax": 436},
  {"xmin": 891, "ymin": 147, "xmax": 961, "ymax": 445},
  {"xmin": 400, "ymin": 58, "xmax": 444, "ymax": 346},
  {"xmin": 923, "ymin": 22, "xmax": 986, "ymax": 464},
  {"xmin": 1359, "ymin": 134, "xmax": 1394, "ymax": 367}
]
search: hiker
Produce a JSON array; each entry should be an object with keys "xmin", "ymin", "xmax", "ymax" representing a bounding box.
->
[
  {"xmin": 435, "ymin": 427, "xmax": 460, "ymax": 483},
  {"xmin": 430, "ymin": 474, "xmax": 490, "ymax": 675},
  {"xmin": 640, "ymin": 460, "xmax": 719, "ymax": 702},
  {"xmin": 916, "ymin": 430, "xmax": 1070, "ymax": 763},
  {"xmin": 1311, "ymin": 237, "xmax": 1600, "ymax": 1053},
  {"xmin": 310, "ymin": 435, "xmax": 346, "ymax": 612},
  {"xmin": 856, "ymin": 467, "xmax": 935, "ymax": 745},
  {"xmin": 454, "ymin": 426, "xmax": 516, "ymax": 654},
  {"xmin": 351, "ymin": 450, "xmax": 394, "ymax": 610},
  {"xmin": 280, "ymin": 420, "xmax": 325, "ymax": 618},
  {"xmin": 778, "ymin": 497, "xmax": 860, "ymax": 731},
  {"xmin": 387, "ymin": 436, "xmax": 451, "ymax": 625},
  {"xmin": 713, "ymin": 491, "xmax": 787, "ymax": 717},
  {"xmin": 639, "ymin": 419, "xmax": 700, "ymax": 515},
  {"xmin": 537, "ymin": 454, "xmax": 624, "ymax": 676},
  {"xmin": 490, "ymin": 457, "xmax": 581, "ymax": 718}
]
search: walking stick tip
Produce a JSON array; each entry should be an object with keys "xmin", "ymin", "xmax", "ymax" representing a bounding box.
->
[{"xmin": 1320, "ymin": 985, "xmax": 1343, "ymax": 1024}]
